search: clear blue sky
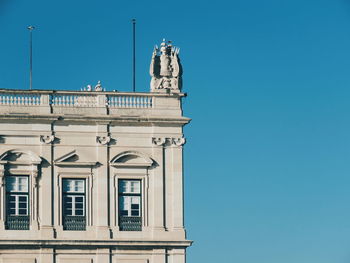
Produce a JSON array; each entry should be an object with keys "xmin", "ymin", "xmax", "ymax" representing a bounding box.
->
[{"xmin": 1, "ymin": 0, "xmax": 350, "ymax": 262}]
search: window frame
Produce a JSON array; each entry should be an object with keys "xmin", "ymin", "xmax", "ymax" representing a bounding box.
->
[
  {"xmin": 62, "ymin": 178, "xmax": 86, "ymax": 231},
  {"xmin": 118, "ymin": 179, "xmax": 141, "ymax": 217},
  {"xmin": 5, "ymin": 175, "xmax": 30, "ymax": 230},
  {"xmin": 118, "ymin": 179, "xmax": 142, "ymax": 231}
]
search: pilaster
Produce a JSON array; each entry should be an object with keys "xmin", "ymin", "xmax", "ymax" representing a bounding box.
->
[
  {"xmin": 151, "ymin": 137, "xmax": 167, "ymax": 233},
  {"xmin": 170, "ymin": 137, "xmax": 186, "ymax": 234},
  {"xmin": 94, "ymin": 124, "xmax": 111, "ymax": 239},
  {"xmin": 39, "ymin": 248, "xmax": 54, "ymax": 263},
  {"xmin": 96, "ymin": 248, "xmax": 110, "ymax": 263},
  {"xmin": 152, "ymin": 248, "xmax": 166, "ymax": 263},
  {"xmin": 0, "ymin": 164, "xmax": 4, "ymax": 230},
  {"xmin": 39, "ymin": 136, "xmax": 54, "ymax": 237}
]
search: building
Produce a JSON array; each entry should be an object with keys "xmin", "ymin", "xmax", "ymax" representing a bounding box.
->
[{"xmin": 0, "ymin": 40, "xmax": 192, "ymax": 263}]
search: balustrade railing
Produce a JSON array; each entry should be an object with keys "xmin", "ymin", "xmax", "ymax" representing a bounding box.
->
[
  {"xmin": 108, "ymin": 95, "xmax": 152, "ymax": 108},
  {"xmin": 119, "ymin": 216, "xmax": 142, "ymax": 231},
  {"xmin": 0, "ymin": 91, "xmax": 154, "ymax": 109},
  {"xmin": 0, "ymin": 90, "xmax": 185, "ymax": 117},
  {"xmin": 63, "ymin": 216, "xmax": 86, "ymax": 231},
  {"xmin": 0, "ymin": 93, "xmax": 40, "ymax": 106},
  {"xmin": 51, "ymin": 94, "xmax": 98, "ymax": 107},
  {"xmin": 6, "ymin": 215, "xmax": 30, "ymax": 230}
]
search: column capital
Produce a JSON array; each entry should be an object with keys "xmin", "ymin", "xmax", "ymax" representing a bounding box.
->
[
  {"xmin": 96, "ymin": 135, "xmax": 111, "ymax": 145},
  {"xmin": 171, "ymin": 137, "xmax": 186, "ymax": 146},
  {"xmin": 152, "ymin": 137, "xmax": 167, "ymax": 146}
]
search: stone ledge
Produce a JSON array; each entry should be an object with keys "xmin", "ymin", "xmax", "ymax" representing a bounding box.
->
[{"xmin": 0, "ymin": 239, "xmax": 193, "ymax": 248}]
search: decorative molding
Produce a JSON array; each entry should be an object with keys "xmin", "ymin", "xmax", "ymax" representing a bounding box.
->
[
  {"xmin": 55, "ymin": 161, "xmax": 98, "ymax": 167},
  {"xmin": 40, "ymin": 135, "xmax": 55, "ymax": 144},
  {"xmin": 171, "ymin": 137, "xmax": 186, "ymax": 146},
  {"xmin": 0, "ymin": 168, "xmax": 4, "ymax": 186},
  {"xmin": 110, "ymin": 150, "xmax": 154, "ymax": 168},
  {"xmin": 152, "ymin": 137, "xmax": 166, "ymax": 146},
  {"xmin": 32, "ymin": 169, "xmax": 39, "ymax": 187},
  {"xmin": 96, "ymin": 135, "xmax": 111, "ymax": 145},
  {"xmin": 54, "ymin": 150, "xmax": 98, "ymax": 167},
  {"xmin": 54, "ymin": 150, "xmax": 77, "ymax": 163},
  {"xmin": 0, "ymin": 149, "xmax": 42, "ymax": 164}
]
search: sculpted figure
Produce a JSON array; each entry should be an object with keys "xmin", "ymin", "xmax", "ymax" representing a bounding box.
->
[
  {"xmin": 94, "ymin": 80, "xmax": 103, "ymax": 91},
  {"xmin": 150, "ymin": 39, "xmax": 182, "ymax": 92}
]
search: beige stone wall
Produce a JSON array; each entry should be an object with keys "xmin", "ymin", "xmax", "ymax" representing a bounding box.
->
[
  {"xmin": 0, "ymin": 248, "xmax": 186, "ymax": 263},
  {"xmin": 0, "ymin": 90, "xmax": 191, "ymax": 263}
]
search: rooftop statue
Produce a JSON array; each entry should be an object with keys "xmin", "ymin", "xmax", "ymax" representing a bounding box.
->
[
  {"xmin": 81, "ymin": 81, "xmax": 104, "ymax": 92},
  {"xmin": 150, "ymin": 39, "xmax": 182, "ymax": 92}
]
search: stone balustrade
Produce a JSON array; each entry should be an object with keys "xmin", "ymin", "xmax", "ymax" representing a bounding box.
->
[
  {"xmin": 0, "ymin": 92, "xmax": 41, "ymax": 106},
  {"xmin": 0, "ymin": 89, "xmax": 185, "ymax": 117}
]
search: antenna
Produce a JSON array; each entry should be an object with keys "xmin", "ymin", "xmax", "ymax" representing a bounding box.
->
[
  {"xmin": 27, "ymin": 25, "xmax": 35, "ymax": 90},
  {"xmin": 132, "ymin": 19, "xmax": 136, "ymax": 92}
]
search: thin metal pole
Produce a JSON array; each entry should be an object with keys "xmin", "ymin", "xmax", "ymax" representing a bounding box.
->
[
  {"xmin": 27, "ymin": 26, "xmax": 35, "ymax": 90},
  {"xmin": 132, "ymin": 19, "xmax": 136, "ymax": 92}
]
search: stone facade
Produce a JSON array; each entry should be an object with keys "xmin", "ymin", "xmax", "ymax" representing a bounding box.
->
[{"xmin": 0, "ymin": 78, "xmax": 191, "ymax": 261}]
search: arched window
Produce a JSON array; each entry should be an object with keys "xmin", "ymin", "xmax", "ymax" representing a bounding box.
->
[{"xmin": 0, "ymin": 149, "xmax": 41, "ymax": 230}]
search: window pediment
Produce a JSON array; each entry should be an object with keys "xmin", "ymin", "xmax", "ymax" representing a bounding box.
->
[
  {"xmin": 54, "ymin": 150, "xmax": 98, "ymax": 167},
  {"xmin": 110, "ymin": 151, "xmax": 153, "ymax": 168},
  {"xmin": 0, "ymin": 149, "xmax": 41, "ymax": 165}
]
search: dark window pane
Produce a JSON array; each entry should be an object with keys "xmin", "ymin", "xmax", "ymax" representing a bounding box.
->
[
  {"xmin": 131, "ymin": 204, "xmax": 139, "ymax": 209},
  {"xmin": 75, "ymin": 203, "xmax": 83, "ymax": 209},
  {"xmin": 18, "ymin": 209, "xmax": 27, "ymax": 215},
  {"xmin": 19, "ymin": 196, "xmax": 26, "ymax": 202},
  {"xmin": 9, "ymin": 208, "xmax": 16, "ymax": 215},
  {"xmin": 19, "ymin": 203, "xmax": 27, "ymax": 208},
  {"xmin": 120, "ymin": 210, "xmax": 128, "ymax": 216},
  {"xmin": 8, "ymin": 202, "xmax": 15, "ymax": 208},
  {"xmin": 65, "ymin": 203, "xmax": 72, "ymax": 209},
  {"xmin": 76, "ymin": 197, "xmax": 83, "ymax": 202},
  {"xmin": 64, "ymin": 209, "xmax": 72, "ymax": 216},
  {"xmin": 9, "ymin": 196, "xmax": 15, "ymax": 201},
  {"xmin": 119, "ymin": 180, "xmax": 128, "ymax": 193},
  {"xmin": 75, "ymin": 210, "xmax": 83, "ymax": 216},
  {"xmin": 131, "ymin": 210, "xmax": 139, "ymax": 216}
]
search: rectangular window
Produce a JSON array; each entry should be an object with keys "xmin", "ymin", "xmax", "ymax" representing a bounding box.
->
[
  {"xmin": 5, "ymin": 176, "xmax": 30, "ymax": 230},
  {"xmin": 118, "ymin": 179, "xmax": 142, "ymax": 231},
  {"xmin": 62, "ymin": 179, "xmax": 86, "ymax": 231}
]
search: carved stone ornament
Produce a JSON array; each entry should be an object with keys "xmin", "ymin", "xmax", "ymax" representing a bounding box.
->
[
  {"xmin": 0, "ymin": 169, "xmax": 4, "ymax": 186},
  {"xmin": 152, "ymin": 137, "xmax": 167, "ymax": 146},
  {"xmin": 32, "ymin": 170, "xmax": 39, "ymax": 187},
  {"xmin": 40, "ymin": 135, "xmax": 55, "ymax": 144},
  {"xmin": 171, "ymin": 137, "xmax": 186, "ymax": 146},
  {"xmin": 150, "ymin": 39, "xmax": 182, "ymax": 92},
  {"xmin": 96, "ymin": 136, "xmax": 111, "ymax": 145}
]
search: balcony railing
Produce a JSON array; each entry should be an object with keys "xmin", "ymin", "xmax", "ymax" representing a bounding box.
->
[
  {"xmin": 108, "ymin": 95, "xmax": 152, "ymax": 108},
  {"xmin": 6, "ymin": 215, "xmax": 30, "ymax": 230},
  {"xmin": 63, "ymin": 216, "xmax": 86, "ymax": 231},
  {"xmin": 119, "ymin": 216, "xmax": 142, "ymax": 231},
  {"xmin": 0, "ymin": 89, "xmax": 184, "ymax": 117}
]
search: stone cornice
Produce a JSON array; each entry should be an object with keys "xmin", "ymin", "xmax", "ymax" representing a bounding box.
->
[
  {"xmin": 0, "ymin": 239, "xmax": 193, "ymax": 248},
  {"xmin": 0, "ymin": 115, "xmax": 191, "ymax": 126},
  {"xmin": 54, "ymin": 161, "xmax": 98, "ymax": 167}
]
